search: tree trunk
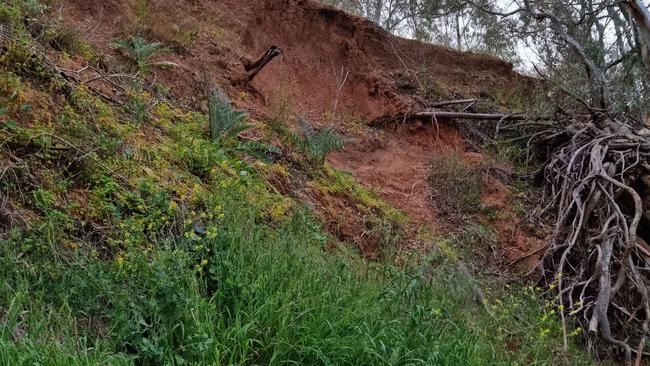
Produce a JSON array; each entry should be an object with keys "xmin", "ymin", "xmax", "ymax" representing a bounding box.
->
[{"xmin": 623, "ymin": 0, "xmax": 650, "ymax": 68}]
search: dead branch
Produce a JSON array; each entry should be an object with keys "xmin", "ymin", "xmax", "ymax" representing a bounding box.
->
[
  {"xmin": 369, "ymin": 110, "xmax": 527, "ymax": 128},
  {"xmin": 414, "ymin": 111, "xmax": 526, "ymax": 120},
  {"xmin": 430, "ymin": 98, "xmax": 477, "ymax": 108},
  {"xmin": 245, "ymin": 46, "xmax": 282, "ymax": 82},
  {"xmin": 332, "ymin": 62, "xmax": 349, "ymax": 116}
]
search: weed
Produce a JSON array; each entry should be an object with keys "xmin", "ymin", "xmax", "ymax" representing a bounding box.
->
[
  {"xmin": 134, "ymin": 0, "xmax": 149, "ymax": 27},
  {"xmin": 428, "ymin": 153, "xmax": 482, "ymax": 216},
  {"xmin": 484, "ymin": 139, "xmax": 530, "ymax": 173},
  {"xmin": 43, "ymin": 23, "xmax": 85, "ymax": 55},
  {"xmin": 483, "ymin": 206, "xmax": 499, "ymax": 221},
  {"xmin": 125, "ymin": 90, "xmax": 151, "ymax": 124},
  {"xmin": 319, "ymin": 165, "xmax": 407, "ymax": 225}
]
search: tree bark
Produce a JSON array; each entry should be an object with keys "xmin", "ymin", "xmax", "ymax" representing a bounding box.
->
[
  {"xmin": 413, "ymin": 111, "xmax": 525, "ymax": 120},
  {"xmin": 523, "ymin": 0, "xmax": 611, "ymax": 108},
  {"xmin": 245, "ymin": 46, "xmax": 282, "ymax": 82},
  {"xmin": 623, "ymin": 0, "xmax": 650, "ymax": 68}
]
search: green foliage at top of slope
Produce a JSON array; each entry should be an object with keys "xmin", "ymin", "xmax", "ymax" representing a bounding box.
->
[{"xmin": 0, "ymin": 1, "xmax": 599, "ymax": 365}]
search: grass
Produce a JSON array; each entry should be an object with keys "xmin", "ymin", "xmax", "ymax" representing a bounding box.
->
[
  {"xmin": 0, "ymin": 204, "xmax": 593, "ymax": 365},
  {"xmin": 0, "ymin": 1, "xmax": 599, "ymax": 365},
  {"xmin": 428, "ymin": 152, "xmax": 483, "ymax": 216}
]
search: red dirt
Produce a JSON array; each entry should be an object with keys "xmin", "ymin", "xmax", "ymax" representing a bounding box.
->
[
  {"xmin": 329, "ymin": 121, "xmax": 465, "ymax": 230},
  {"xmin": 481, "ymin": 176, "xmax": 546, "ymax": 269},
  {"xmin": 55, "ymin": 0, "xmax": 542, "ymax": 266},
  {"xmin": 55, "ymin": 0, "xmax": 533, "ymax": 118}
]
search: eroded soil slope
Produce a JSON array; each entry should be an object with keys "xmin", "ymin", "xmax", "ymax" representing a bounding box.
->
[
  {"xmin": 55, "ymin": 0, "xmax": 541, "ymax": 264},
  {"xmin": 57, "ymin": 0, "xmax": 531, "ymax": 118}
]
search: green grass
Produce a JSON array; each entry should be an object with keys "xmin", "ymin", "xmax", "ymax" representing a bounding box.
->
[{"xmin": 0, "ymin": 200, "xmax": 593, "ymax": 365}]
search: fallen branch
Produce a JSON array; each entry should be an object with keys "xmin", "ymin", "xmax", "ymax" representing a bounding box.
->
[
  {"xmin": 413, "ymin": 111, "xmax": 526, "ymax": 120},
  {"xmin": 370, "ymin": 110, "xmax": 527, "ymax": 126}
]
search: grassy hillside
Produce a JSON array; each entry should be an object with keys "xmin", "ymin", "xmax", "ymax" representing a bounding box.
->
[{"xmin": 0, "ymin": 1, "xmax": 597, "ymax": 365}]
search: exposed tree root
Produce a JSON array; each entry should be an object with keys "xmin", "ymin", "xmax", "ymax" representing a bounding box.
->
[{"xmin": 531, "ymin": 116, "xmax": 650, "ymax": 365}]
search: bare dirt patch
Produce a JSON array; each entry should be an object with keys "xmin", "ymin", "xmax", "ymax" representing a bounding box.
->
[{"xmin": 329, "ymin": 121, "xmax": 464, "ymax": 231}]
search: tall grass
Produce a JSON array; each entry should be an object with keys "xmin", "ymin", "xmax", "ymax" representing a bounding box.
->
[
  {"xmin": 428, "ymin": 153, "xmax": 482, "ymax": 216},
  {"xmin": 0, "ymin": 184, "xmax": 594, "ymax": 365}
]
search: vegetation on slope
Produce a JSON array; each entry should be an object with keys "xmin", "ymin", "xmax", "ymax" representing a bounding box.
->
[{"xmin": 0, "ymin": 1, "xmax": 599, "ymax": 365}]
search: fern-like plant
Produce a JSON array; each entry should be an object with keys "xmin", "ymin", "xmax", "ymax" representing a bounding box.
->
[
  {"xmin": 109, "ymin": 36, "xmax": 176, "ymax": 73},
  {"xmin": 298, "ymin": 117, "xmax": 346, "ymax": 165},
  {"xmin": 208, "ymin": 90, "xmax": 249, "ymax": 142}
]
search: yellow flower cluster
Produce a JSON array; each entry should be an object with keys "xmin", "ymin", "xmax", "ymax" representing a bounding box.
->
[{"xmin": 195, "ymin": 258, "xmax": 208, "ymax": 270}]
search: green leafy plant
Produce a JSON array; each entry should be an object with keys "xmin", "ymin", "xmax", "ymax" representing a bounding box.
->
[
  {"xmin": 297, "ymin": 117, "xmax": 345, "ymax": 165},
  {"xmin": 109, "ymin": 36, "xmax": 176, "ymax": 73},
  {"xmin": 208, "ymin": 90, "xmax": 249, "ymax": 142}
]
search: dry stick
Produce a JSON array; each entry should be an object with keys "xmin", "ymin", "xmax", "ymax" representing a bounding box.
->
[
  {"xmin": 331, "ymin": 63, "xmax": 349, "ymax": 116},
  {"xmin": 552, "ymin": 143, "xmax": 606, "ymax": 352},
  {"xmin": 41, "ymin": 133, "xmax": 130, "ymax": 185},
  {"xmin": 388, "ymin": 40, "xmax": 422, "ymax": 89},
  {"xmin": 556, "ymin": 180, "xmax": 588, "ymax": 353},
  {"xmin": 370, "ymin": 111, "xmax": 527, "ymax": 126},
  {"xmin": 82, "ymin": 73, "xmax": 138, "ymax": 89},
  {"xmin": 587, "ymin": 177, "xmax": 638, "ymax": 364},
  {"xmin": 431, "ymin": 113, "xmax": 440, "ymax": 142},
  {"xmin": 505, "ymin": 244, "xmax": 548, "ymax": 268},
  {"xmin": 462, "ymin": 99, "xmax": 478, "ymax": 112},
  {"xmin": 430, "ymin": 98, "xmax": 477, "ymax": 108},
  {"xmin": 628, "ymin": 258, "xmax": 650, "ymax": 366},
  {"xmin": 495, "ymin": 113, "xmax": 514, "ymax": 137}
]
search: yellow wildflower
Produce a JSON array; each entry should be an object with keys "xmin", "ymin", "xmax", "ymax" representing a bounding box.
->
[
  {"xmin": 539, "ymin": 328, "xmax": 550, "ymax": 337},
  {"xmin": 570, "ymin": 327, "xmax": 583, "ymax": 337},
  {"xmin": 206, "ymin": 226, "xmax": 218, "ymax": 239}
]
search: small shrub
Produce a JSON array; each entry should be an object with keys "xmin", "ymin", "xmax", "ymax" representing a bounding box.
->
[
  {"xmin": 297, "ymin": 117, "xmax": 345, "ymax": 165},
  {"xmin": 109, "ymin": 36, "xmax": 176, "ymax": 73},
  {"xmin": 207, "ymin": 90, "xmax": 249, "ymax": 141},
  {"xmin": 428, "ymin": 153, "xmax": 482, "ymax": 216}
]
